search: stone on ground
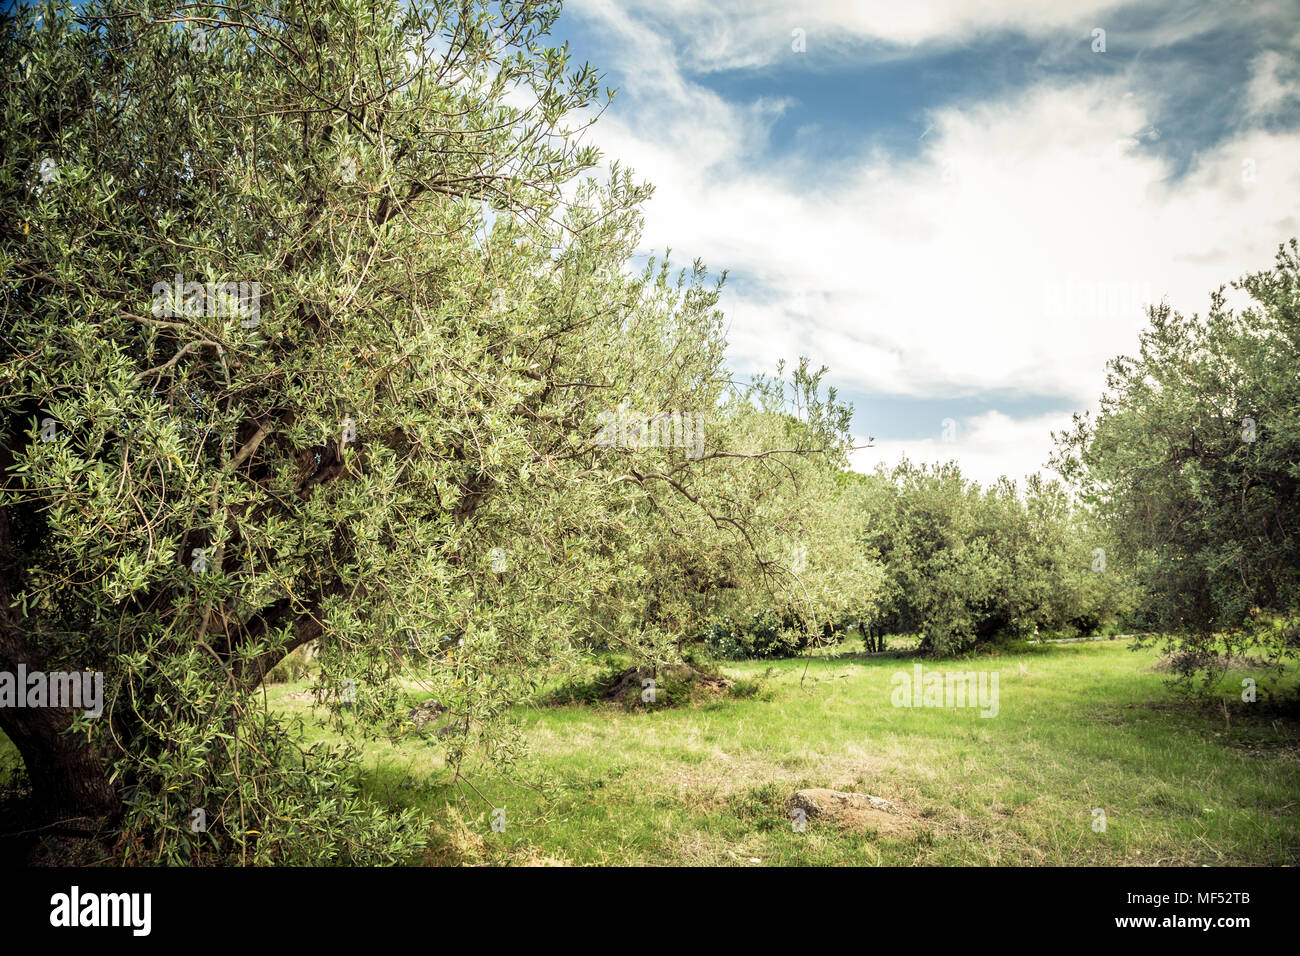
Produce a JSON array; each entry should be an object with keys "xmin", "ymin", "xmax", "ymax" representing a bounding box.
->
[{"xmin": 789, "ymin": 788, "xmax": 913, "ymax": 835}]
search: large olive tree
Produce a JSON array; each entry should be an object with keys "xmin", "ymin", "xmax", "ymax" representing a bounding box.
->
[{"xmin": 0, "ymin": 0, "xmax": 840, "ymax": 863}]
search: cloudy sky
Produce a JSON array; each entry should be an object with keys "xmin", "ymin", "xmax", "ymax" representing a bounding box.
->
[{"xmin": 545, "ymin": 0, "xmax": 1300, "ymax": 485}]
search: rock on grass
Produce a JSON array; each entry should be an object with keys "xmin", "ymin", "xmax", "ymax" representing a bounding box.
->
[{"xmin": 789, "ymin": 788, "xmax": 914, "ymax": 835}]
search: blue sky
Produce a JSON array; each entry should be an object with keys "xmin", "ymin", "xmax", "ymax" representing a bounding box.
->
[{"xmin": 544, "ymin": 0, "xmax": 1300, "ymax": 484}]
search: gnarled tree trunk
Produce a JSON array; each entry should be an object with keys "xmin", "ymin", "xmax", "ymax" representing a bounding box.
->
[{"xmin": 0, "ymin": 510, "xmax": 121, "ymax": 860}]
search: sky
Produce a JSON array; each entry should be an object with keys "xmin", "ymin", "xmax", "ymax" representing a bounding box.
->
[{"xmin": 542, "ymin": 0, "xmax": 1300, "ymax": 486}]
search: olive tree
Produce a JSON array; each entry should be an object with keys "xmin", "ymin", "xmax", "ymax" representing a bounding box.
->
[
  {"xmin": 0, "ymin": 0, "xmax": 854, "ymax": 863},
  {"xmin": 858, "ymin": 460, "xmax": 1128, "ymax": 655},
  {"xmin": 1053, "ymin": 241, "xmax": 1300, "ymax": 691}
]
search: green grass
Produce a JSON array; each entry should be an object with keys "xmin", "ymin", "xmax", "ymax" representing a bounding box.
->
[
  {"xmin": 271, "ymin": 637, "xmax": 1300, "ymax": 866},
  {"xmin": 4, "ymin": 637, "xmax": 1296, "ymax": 865}
]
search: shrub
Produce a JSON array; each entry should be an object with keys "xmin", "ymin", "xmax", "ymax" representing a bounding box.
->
[
  {"xmin": 700, "ymin": 611, "xmax": 845, "ymax": 659},
  {"xmin": 264, "ymin": 646, "xmax": 314, "ymax": 684}
]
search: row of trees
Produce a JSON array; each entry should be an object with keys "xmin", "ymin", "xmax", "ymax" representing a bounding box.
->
[
  {"xmin": 690, "ymin": 460, "xmax": 1132, "ymax": 659},
  {"xmin": 694, "ymin": 241, "xmax": 1300, "ymax": 674},
  {"xmin": 852, "ymin": 463, "xmax": 1132, "ymax": 654}
]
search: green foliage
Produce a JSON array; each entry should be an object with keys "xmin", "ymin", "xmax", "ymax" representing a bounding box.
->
[
  {"xmin": 699, "ymin": 612, "xmax": 817, "ymax": 660},
  {"xmin": 667, "ymin": 363, "xmax": 884, "ymax": 659},
  {"xmin": 3, "ymin": 0, "xmax": 624, "ymax": 862},
  {"xmin": 1054, "ymin": 241, "xmax": 1300, "ymax": 691},
  {"xmin": 858, "ymin": 461, "xmax": 1131, "ymax": 655},
  {"xmin": 264, "ymin": 644, "xmax": 313, "ymax": 684}
]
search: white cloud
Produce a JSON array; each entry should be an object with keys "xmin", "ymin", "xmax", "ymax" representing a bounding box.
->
[
  {"xmin": 596, "ymin": 77, "xmax": 1300, "ymax": 400},
  {"xmin": 1245, "ymin": 49, "xmax": 1298, "ymax": 118},
  {"xmin": 563, "ymin": 2, "xmax": 1300, "ymax": 483},
  {"xmin": 851, "ymin": 410, "xmax": 1078, "ymax": 486},
  {"xmin": 569, "ymin": 0, "xmax": 1255, "ymax": 72}
]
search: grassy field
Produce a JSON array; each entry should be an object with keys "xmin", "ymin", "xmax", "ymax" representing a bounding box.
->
[
  {"xmin": 256, "ymin": 636, "xmax": 1300, "ymax": 866},
  {"xmin": 2, "ymin": 636, "xmax": 1294, "ymax": 865}
]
